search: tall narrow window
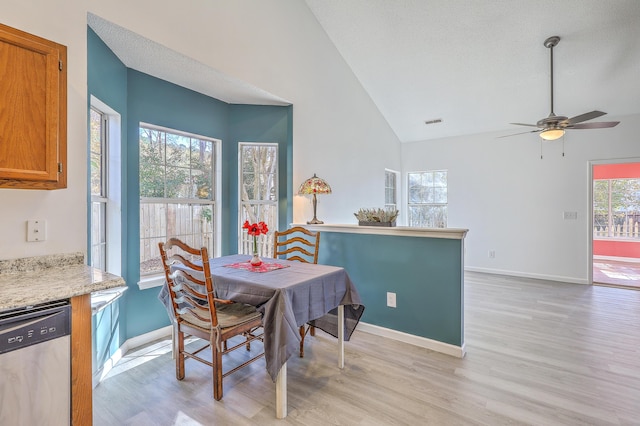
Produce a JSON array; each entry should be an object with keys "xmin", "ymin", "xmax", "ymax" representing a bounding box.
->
[
  {"xmin": 408, "ymin": 170, "xmax": 448, "ymax": 228},
  {"xmin": 90, "ymin": 107, "xmax": 107, "ymax": 270},
  {"xmin": 385, "ymin": 169, "xmax": 399, "ymax": 210},
  {"xmin": 89, "ymin": 96, "xmax": 122, "ymax": 276},
  {"xmin": 239, "ymin": 143, "xmax": 278, "ymax": 256},
  {"xmin": 139, "ymin": 124, "xmax": 219, "ymax": 276}
]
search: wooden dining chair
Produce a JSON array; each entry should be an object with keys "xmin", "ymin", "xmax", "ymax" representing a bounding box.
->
[
  {"xmin": 159, "ymin": 238, "xmax": 264, "ymax": 401},
  {"xmin": 273, "ymin": 226, "xmax": 320, "ymax": 357}
]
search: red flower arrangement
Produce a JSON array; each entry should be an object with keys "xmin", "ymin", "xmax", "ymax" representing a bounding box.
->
[{"xmin": 242, "ymin": 220, "xmax": 269, "ymax": 255}]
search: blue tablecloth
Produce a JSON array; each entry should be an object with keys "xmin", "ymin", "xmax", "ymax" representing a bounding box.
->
[{"xmin": 159, "ymin": 254, "xmax": 364, "ymax": 381}]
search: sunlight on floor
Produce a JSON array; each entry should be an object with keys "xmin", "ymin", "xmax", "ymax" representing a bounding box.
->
[
  {"xmin": 101, "ymin": 338, "xmax": 174, "ymax": 380},
  {"xmin": 593, "ymin": 259, "xmax": 640, "ymax": 289}
]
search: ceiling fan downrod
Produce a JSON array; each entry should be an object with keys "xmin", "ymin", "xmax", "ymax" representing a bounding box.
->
[{"xmin": 544, "ymin": 36, "xmax": 560, "ymax": 117}]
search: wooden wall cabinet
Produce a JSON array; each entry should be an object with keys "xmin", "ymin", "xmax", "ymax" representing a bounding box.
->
[{"xmin": 0, "ymin": 23, "xmax": 67, "ymax": 189}]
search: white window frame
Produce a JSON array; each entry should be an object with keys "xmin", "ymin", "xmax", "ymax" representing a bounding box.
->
[
  {"xmin": 385, "ymin": 168, "xmax": 400, "ymax": 210},
  {"xmin": 138, "ymin": 123, "xmax": 221, "ymax": 288},
  {"xmin": 89, "ymin": 96, "xmax": 122, "ymax": 277},
  {"xmin": 238, "ymin": 142, "xmax": 278, "ymax": 257},
  {"xmin": 407, "ymin": 170, "xmax": 448, "ymax": 228}
]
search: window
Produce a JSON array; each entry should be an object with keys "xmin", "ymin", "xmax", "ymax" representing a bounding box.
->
[
  {"xmin": 408, "ymin": 170, "xmax": 448, "ymax": 228},
  {"xmin": 594, "ymin": 178, "xmax": 640, "ymax": 239},
  {"xmin": 88, "ymin": 96, "xmax": 122, "ymax": 276},
  {"xmin": 139, "ymin": 124, "xmax": 219, "ymax": 276},
  {"xmin": 385, "ymin": 169, "xmax": 399, "ymax": 210},
  {"xmin": 239, "ymin": 143, "xmax": 278, "ymax": 256},
  {"xmin": 90, "ymin": 107, "xmax": 107, "ymax": 270}
]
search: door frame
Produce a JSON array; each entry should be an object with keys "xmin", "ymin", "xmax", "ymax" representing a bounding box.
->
[{"xmin": 588, "ymin": 157, "xmax": 640, "ymax": 285}]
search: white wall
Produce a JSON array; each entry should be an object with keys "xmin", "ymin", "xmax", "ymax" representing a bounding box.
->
[
  {"xmin": 402, "ymin": 113, "xmax": 640, "ymax": 283},
  {"xmin": 0, "ymin": 0, "xmax": 402, "ymax": 260},
  {"xmin": 0, "ymin": 1, "xmax": 88, "ymax": 260}
]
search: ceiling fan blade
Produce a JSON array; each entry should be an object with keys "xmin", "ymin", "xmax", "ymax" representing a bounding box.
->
[
  {"xmin": 566, "ymin": 110, "xmax": 607, "ymax": 125},
  {"xmin": 498, "ymin": 129, "xmax": 542, "ymax": 138},
  {"xmin": 569, "ymin": 121, "xmax": 620, "ymax": 129},
  {"xmin": 509, "ymin": 122, "xmax": 539, "ymax": 127}
]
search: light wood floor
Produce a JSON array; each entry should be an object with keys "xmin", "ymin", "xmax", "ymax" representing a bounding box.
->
[{"xmin": 93, "ymin": 272, "xmax": 640, "ymax": 425}]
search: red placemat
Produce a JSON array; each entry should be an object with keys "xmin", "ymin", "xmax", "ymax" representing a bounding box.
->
[{"xmin": 224, "ymin": 261, "xmax": 290, "ymax": 273}]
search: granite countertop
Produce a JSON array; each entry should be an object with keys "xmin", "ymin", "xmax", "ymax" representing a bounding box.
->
[{"xmin": 0, "ymin": 252, "xmax": 126, "ymax": 312}]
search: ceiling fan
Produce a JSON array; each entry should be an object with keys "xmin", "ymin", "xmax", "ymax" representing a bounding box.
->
[{"xmin": 502, "ymin": 36, "xmax": 620, "ymax": 141}]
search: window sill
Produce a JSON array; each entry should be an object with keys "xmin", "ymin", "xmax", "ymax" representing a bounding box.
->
[
  {"xmin": 138, "ymin": 274, "xmax": 165, "ymax": 290},
  {"xmin": 91, "ymin": 286, "xmax": 127, "ymax": 315}
]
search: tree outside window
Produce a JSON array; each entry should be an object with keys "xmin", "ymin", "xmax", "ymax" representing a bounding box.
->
[
  {"xmin": 594, "ymin": 178, "xmax": 640, "ymax": 239},
  {"xmin": 408, "ymin": 170, "xmax": 448, "ymax": 228},
  {"xmin": 239, "ymin": 143, "xmax": 278, "ymax": 257},
  {"xmin": 90, "ymin": 107, "xmax": 107, "ymax": 270},
  {"xmin": 139, "ymin": 124, "xmax": 218, "ymax": 276}
]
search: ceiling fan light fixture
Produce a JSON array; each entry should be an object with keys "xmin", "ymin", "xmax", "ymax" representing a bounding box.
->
[{"xmin": 539, "ymin": 128, "xmax": 565, "ymax": 141}]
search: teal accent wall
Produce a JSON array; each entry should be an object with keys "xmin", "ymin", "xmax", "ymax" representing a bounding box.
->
[
  {"xmin": 87, "ymin": 28, "xmax": 129, "ymax": 362},
  {"xmin": 88, "ymin": 27, "xmax": 460, "ymax": 357},
  {"xmin": 92, "ymin": 302, "xmax": 121, "ymax": 376},
  {"xmin": 86, "ymin": 28, "xmax": 127, "ymax": 269},
  {"xmin": 124, "ymin": 69, "xmax": 232, "ymax": 338},
  {"xmin": 88, "ymin": 28, "xmax": 293, "ymax": 342},
  {"xmin": 228, "ymin": 104, "xmax": 294, "ymax": 252},
  {"xmin": 317, "ymin": 232, "xmax": 464, "ymax": 346}
]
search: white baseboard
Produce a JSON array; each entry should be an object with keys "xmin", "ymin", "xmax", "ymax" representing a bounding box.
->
[
  {"xmin": 464, "ymin": 266, "xmax": 589, "ymax": 285},
  {"xmin": 93, "ymin": 325, "xmax": 173, "ymax": 387},
  {"xmin": 356, "ymin": 322, "xmax": 465, "ymax": 358}
]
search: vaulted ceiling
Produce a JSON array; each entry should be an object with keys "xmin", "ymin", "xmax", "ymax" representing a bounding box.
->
[
  {"xmin": 304, "ymin": 0, "xmax": 640, "ymax": 142},
  {"xmin": 90, "ymin": 1, "xmax": 640, "ymax": 143}
]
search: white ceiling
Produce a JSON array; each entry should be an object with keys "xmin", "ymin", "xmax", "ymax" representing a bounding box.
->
[
  {"xmin": 90, "ymin": 1, "xmax": 640, "ymax": 143},
  {"xmin": 87, "ymin": 13, "xmax": 290, "ymax": 107},
  {"xmin": 304, "ymin": 0, "xmax": 640, "ymax": 142}
]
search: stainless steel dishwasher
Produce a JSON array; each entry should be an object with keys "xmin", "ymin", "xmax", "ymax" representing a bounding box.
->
[{"xmin": 0, "ymin": 299, "xmax": 71, "ymax": 425}]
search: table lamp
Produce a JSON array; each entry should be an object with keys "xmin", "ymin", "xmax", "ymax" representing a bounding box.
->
[{"xmin": 298, "ymin": 173, "xmax": 332, "ymax": 224}]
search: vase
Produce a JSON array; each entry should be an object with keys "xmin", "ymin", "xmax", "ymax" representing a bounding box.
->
[{"xmin": 250, "ymin": 253, "xmax": 262, "ymax": 266}]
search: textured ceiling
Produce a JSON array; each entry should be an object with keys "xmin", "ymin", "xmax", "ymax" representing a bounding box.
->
[
  {"xmin": 304, "ymin": 0, "xmax": 640, "ymax": 142},
  {"xmin": 90, "ymin": 2, "xmax": 640, "ymax": 143},
  {"xmin": 87, "ymin": 13, "xmax": 290, "ymax": 106}
]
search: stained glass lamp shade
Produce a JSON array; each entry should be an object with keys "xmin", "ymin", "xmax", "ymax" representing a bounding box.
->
[{"xmin": 298, "ymin": 173, "xmax": 332, "ymax": 224}]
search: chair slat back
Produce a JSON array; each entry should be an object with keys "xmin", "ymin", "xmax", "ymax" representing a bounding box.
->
[
  {"xmin": 159, "ymin": 238, "xmax": 219, "ymax": 328},
  {"xmin": 273, "ymin": 227, "xmax": 320, "ymax": 264}
]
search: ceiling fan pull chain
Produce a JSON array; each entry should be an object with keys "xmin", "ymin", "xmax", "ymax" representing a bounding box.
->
[
  {"xmin": 562, "ymin": 135, "xmax": 565, "ymax": 157},
  {"xmin": 540, "ymin": 140, "xmax": 543, "ymax": 159}
]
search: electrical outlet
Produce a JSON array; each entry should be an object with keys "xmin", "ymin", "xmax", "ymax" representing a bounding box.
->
[
  {"xmin": 386, "ymin": 292, "xmax": 396, "ymax": 308},
  {"xmin": 563, "ymin": 211, "xmax": 578, "ymax": 220},
  {"xmin": 488, "ymin": 250, "xmax": 496, "ymax": 259}
]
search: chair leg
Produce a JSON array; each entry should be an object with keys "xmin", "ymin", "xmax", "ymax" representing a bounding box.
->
[
  {"xmin": 213, "ymin": 336, "xmax": 224, "ymax": 401},
  {"xmin": 310, "ymin": 325, "xmax": 316, "ymax": 336},
  {"xmin": 176, "ymin": 330, "xmax": 185, "ymax": 380}
]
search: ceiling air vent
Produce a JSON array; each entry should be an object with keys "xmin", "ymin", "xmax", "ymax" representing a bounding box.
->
[{"xmin": 424, "ymin": 118, "xmax": 443, "ymax": 125}]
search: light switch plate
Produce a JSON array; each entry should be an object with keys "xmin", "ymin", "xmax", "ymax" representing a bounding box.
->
[
  {"xmin": 27, "ymin": 220, "xmax": 46, "ymax": 242},
  {"xmin": 563, "ymin": 211, "xmax": 578, "ymax": 220}
]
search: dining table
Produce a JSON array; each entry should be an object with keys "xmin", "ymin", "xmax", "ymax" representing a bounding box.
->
[{"xmin": 158, "ymin": 253, "xmax": 365, "ymax": 418}]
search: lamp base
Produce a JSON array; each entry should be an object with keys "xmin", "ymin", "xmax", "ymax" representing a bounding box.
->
[{"xmin": 307, "ymin": 218, "xmax": 324, "ymax": 224}]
